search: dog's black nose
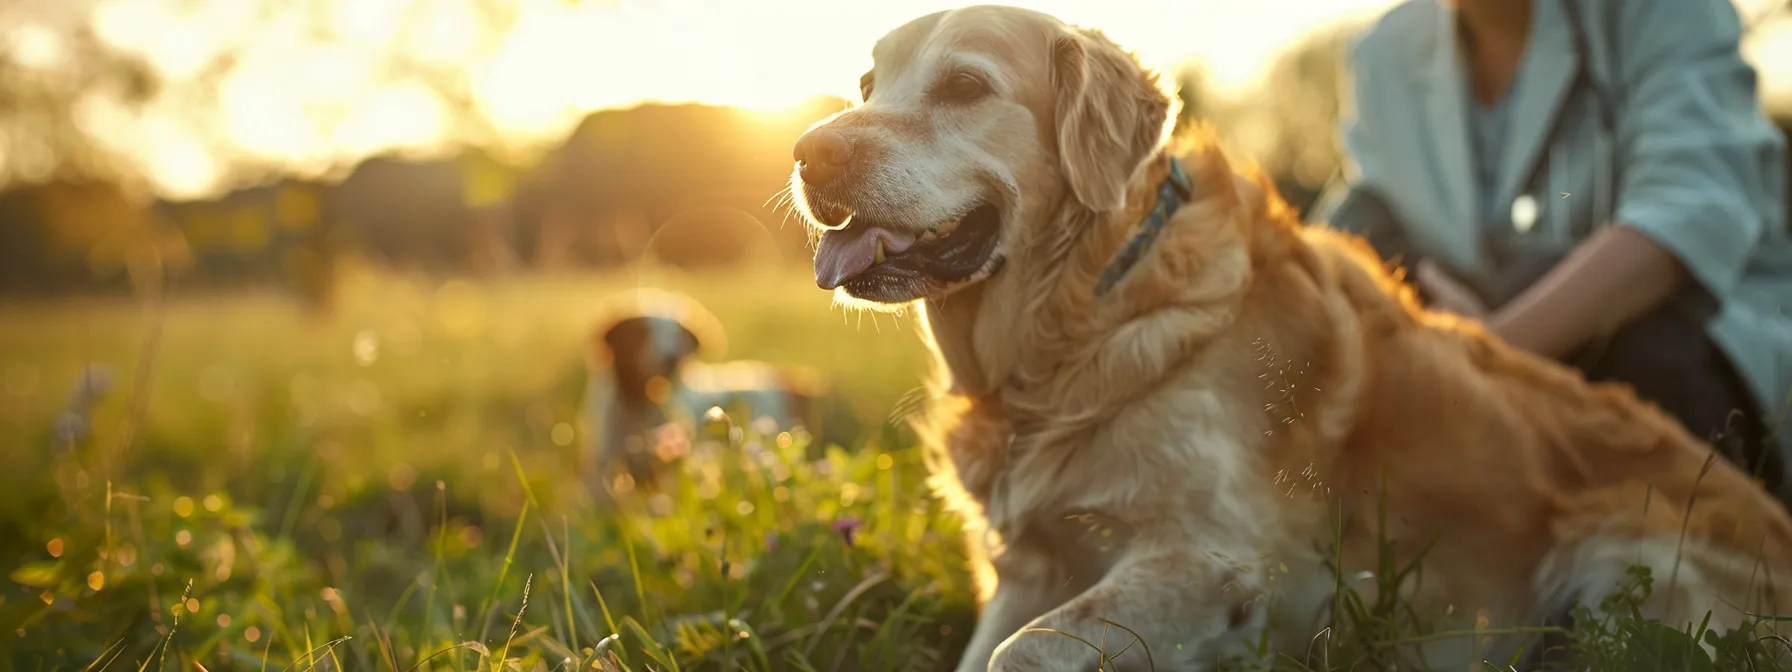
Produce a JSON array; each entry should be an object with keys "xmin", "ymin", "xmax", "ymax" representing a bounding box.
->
[{"xmin": 793, "ymin": 128, "xmax": 852, "ymax": 187}]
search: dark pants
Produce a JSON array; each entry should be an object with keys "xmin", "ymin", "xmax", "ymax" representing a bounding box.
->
[
  {"xmin": 1574, "ymin": 306, "xmax": 1778, "ymax": 487},
  {"xmin": 1518, "ymin": 306, "xmax": 1781, "ymax": 669}
]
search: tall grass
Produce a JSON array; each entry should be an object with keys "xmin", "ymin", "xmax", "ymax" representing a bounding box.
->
[
  {"xmin": 4, "ymin": 265, "xmax": 1790, "ymax": 671},
  {"xmin": 2, "ymin": 265, "xmax": 964, "ymax": 671}
]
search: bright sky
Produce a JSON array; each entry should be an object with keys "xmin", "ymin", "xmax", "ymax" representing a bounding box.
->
[{"xmin": 16, "ymin": 0, "xmax": 1792, "ymax": 199}]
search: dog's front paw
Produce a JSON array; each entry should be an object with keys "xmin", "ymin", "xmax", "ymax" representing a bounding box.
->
[
  {"xmin": 987, "ymin": 644, "xmax": 1061, "ymax": 672},
  {"xmin": 988, "ymin": 635, "xmax": 1100, "ymax": 672}
]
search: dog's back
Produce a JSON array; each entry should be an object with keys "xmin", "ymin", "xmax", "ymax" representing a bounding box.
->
[
  {"xmin": 1294, "ymin": 223, "xmax": 1792, "ymax": 654},
  {"xmin": 674, "ymin": 360, "xmax": 860, "ymax": 451},
  {"xmin": 674, "ymin": 360, "xmax": 803, "ymax": 430}
]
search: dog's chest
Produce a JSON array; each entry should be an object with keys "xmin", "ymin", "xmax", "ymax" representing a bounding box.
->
[{"xmin": 979, "ymin": 381, "xmax": 1271, "ymax": 543}]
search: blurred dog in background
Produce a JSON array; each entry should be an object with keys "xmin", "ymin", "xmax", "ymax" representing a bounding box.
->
[{"xmin": 580, "ymin": 287, "xmax": 853, "ymax": 495}]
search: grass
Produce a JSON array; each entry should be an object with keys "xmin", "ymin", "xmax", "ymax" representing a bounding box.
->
[
  {"xmin": 3, "ymin": 262, "xmax": 1791, "ymax": 671},
  {"xmin": 2, "ymin": 262, "xmax": 963, "ymax": 671}
]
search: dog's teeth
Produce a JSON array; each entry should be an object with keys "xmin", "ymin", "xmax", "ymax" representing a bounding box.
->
[
  {"xmin": 874, "ymin": 239, "xmax": 886, "ymax": 264},
  {"xmin": 937, "ymin": 219, "xmax": 961, "ymax": 237}
]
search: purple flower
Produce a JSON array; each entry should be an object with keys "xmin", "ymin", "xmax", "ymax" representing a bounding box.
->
[
  {"xmin": 52, "ymin": 412, "xmax": 89, "ymax": 446},
  {"xmin": 77, "ymin": 365, "xmax": 115, "ymax": 398},
  {"xmin": 53, "ymin": 364, "xmax": 113, "ymax": 449},
  {"xmin": 832, "ymin": 517, "xmax": 862, "ymax": 548}
]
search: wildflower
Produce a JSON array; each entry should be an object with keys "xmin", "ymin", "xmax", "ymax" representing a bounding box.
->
[
  {"xmin": 53, "ymin": 364, "xmax": 114, "ymax": 450},
  {"xmin": 832, "ymin": 517, "xmax": 863, "ymax": 548}
]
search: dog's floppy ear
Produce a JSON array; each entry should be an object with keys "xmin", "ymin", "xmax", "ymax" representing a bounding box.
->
[
  {"xmin": 1052, "ymin": 27, "xmax": 1175, "ymax": 213},
  {"xmin": 676, "ymin": 323, "xmax": 702, "ymax": 361}
]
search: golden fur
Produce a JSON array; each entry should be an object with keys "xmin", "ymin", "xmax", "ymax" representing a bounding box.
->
[{"xmin": 792, "ymin": 6, "xmax": 1792, "ymax": 670}]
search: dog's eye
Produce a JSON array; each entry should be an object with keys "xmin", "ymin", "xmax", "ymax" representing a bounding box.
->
[{"xmin": 937, "ymin": 71, "xmax": 990, "ymax": 103}]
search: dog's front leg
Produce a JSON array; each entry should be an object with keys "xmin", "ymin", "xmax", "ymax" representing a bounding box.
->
[
  {"xmin": 988, "ymin": 548, "xmax": 1268, "ymax": 672},
  {"xmin": 954, "ymin": 540, "xmax": 1085, "ymax": 672},
  {"xmin": 954, "ymin": 579, "xmax": 1071, "ymax": 672}
]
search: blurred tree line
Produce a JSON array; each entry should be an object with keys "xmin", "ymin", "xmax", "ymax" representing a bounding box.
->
[
  {"xmin": 0, "ymin": 99, "xmax": 843, "ymax": 309},
  {"xmin": 0, "ymin": 1, "xmax": 1786, "ymax": 311},
  {"xmin": 0, "ymin": 0, "xmax": 855, "ymax": 309}
]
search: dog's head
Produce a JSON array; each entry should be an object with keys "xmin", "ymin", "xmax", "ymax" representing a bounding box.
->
[
  {"xmin": 586, "ymin": 288, "xmax": 726, "ymax": 403},
  {"xmin": 790, "ymin": 5, "xmax": 1177, "ymax": 306},
  {"xmin": 600, "ymin": 316, "xmax": 701, "ymax": 399}
]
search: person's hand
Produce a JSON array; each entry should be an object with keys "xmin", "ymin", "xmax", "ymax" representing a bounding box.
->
[{"xmin": 1415, "ymin": 259, "xmax": 1489, "ymax": 319}]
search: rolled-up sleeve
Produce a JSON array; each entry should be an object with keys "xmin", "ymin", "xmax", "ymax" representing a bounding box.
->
[{"xmin": 1611, "ymin": 0, "xmax": 1785, "ymax": 303}]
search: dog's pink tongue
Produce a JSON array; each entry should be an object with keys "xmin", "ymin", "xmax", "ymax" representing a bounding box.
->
[{"xmin": 814, "ymin": 226, "xmax": 917, "ymax": 289}]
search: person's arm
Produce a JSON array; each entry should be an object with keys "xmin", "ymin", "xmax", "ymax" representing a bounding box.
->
[
  {"xmin": 1483, "ymin": 0, "xmax": 1780, "ymax": 359},
  {"xmin": 1485, "ymin": 227, "xmax": 1687, "ymax": 358}
]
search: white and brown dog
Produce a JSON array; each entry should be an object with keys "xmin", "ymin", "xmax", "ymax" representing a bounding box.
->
[
  {"xmin": 581, "ymin": 288, "xmax": 835, "ymax": 493},
  {"xmin": 790, "ymin": 6, "xmax": 1792, "ymax": 671}
]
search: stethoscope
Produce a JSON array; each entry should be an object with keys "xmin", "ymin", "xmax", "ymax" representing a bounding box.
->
[{"xmin": 1507, "ymin": 0, "xmax": 1617, "ymax": 244}]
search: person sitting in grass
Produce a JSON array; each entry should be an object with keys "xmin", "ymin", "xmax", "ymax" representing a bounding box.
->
[{"xmin": 1315, "ymin": 0, "xmax": 1792, "ymax": 512}]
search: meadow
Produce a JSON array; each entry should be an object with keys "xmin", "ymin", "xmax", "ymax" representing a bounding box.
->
[{"xmin": 4, "ymin": 262, "xmax": 1791, "ymax": 671}]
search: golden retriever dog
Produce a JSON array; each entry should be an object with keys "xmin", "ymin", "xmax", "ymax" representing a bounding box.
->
[{"xmin": 787, "ymin": 5, "xmax": 1792, "ymax": 671}]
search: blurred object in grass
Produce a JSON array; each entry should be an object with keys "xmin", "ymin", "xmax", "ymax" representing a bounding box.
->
[{"xmin": 579, "ymin": 287, "xmax": 865, "ymax": 501}]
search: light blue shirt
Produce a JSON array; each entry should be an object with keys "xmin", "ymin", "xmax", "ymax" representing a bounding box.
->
[
  {"xmin": 1314, "ymin": 0, "xmax": 1792, "ymax": 474},
  {"xmin": 1469, "ymin": 81, "xmax": 1516, "ymax": 235}
]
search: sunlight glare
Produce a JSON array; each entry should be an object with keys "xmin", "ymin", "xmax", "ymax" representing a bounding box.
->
[
  {"xmin": 296, "ymin": 42, "xmax": 381, "ymax": 106},
  {"xmin": 141, "ymin": 115, "xmax": 220, "ymax": 200},
  {"xmin": 6, "ymin": 23, "xmax": 66, "ymax": 72},
  {"xmin": 90, "ymin": 0, "xmax": 253, "ymax": 81},
  {"xmin": 470, "ymin": 0, "xmax": 592, "ymax": 140},
  {"xmin": 334, "ymin": 80, "xmax": 451, "ymax": 156},
  {"xmin": 73, "ymin": 93, "xmax": 134, "ymax": 157},
  {"xmin": 61, "ymin": 0, "xmax": 1792, "ymax": 200},
  {"xmin": 328, "ymin": 0, "xmax": 412, "ymax": 47},
  {"xmin": 220, "ymin": 66, "xmax": 322, "ymax": 163},
  {"xmin": 458, "ymin": 0, "xmax": 1404, "ymax": 124},
  {"xmin": 1749, "ymin": 21, "xmax": 1792, "ymax": 109},
  {"xmin": 404, "ymin": 0, "xmax": 481, "ymax": 67},
  {"xmin": 220, "ymin": 27, "xmax": 399, "ymax": 165}
]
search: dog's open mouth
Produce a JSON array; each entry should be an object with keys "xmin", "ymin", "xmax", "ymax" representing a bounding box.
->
[{"xmin": 813, "ymin": 203, "xmax": 1003, "ymax": 303}]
